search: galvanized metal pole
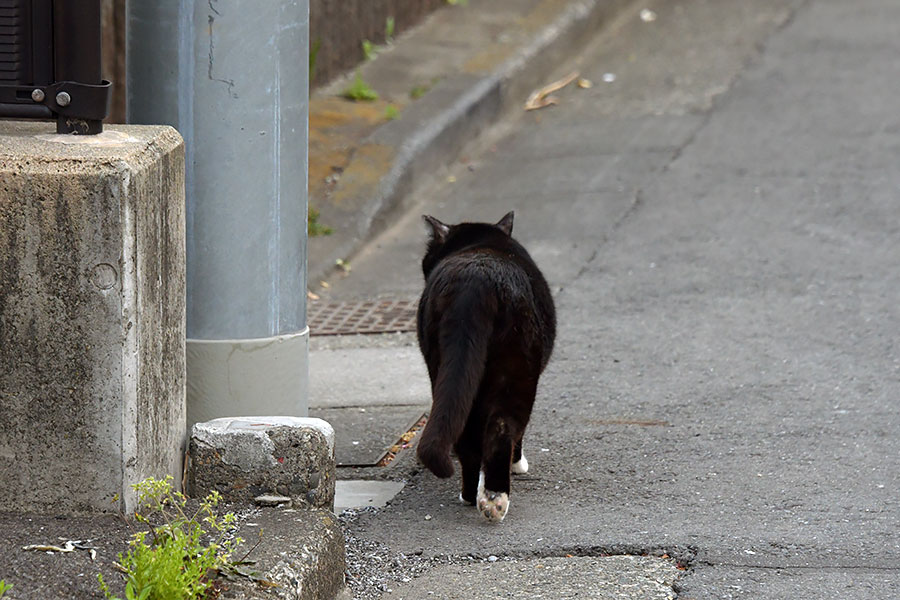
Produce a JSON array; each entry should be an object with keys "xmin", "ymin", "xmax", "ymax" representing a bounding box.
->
[{"xmin": 126, "ymin": 0, "xmax": 309, "ymax": 428}]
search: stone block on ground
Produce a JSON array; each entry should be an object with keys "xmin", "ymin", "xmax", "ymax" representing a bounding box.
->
[
  {"xmin": 188, "ymin": 417, "xmax": 336, "ymax": 510},
  {"xmin": 223, "ymin": 508, "xmax": 348, "ymax": 600},
  {"xmin": 0, "ymin": 121, "xmax": 186, "ymax": 514}
]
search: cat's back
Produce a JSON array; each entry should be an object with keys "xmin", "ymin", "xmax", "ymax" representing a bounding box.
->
[
  {"xmin": 419, "ymin": 218, "xmax": 555, "ymax": 371},
  {"xmin": 427, "ymin": 241, "xmax": 554, "ymax": 335},
  {"xmin": 426, "ymin": 245, "xmax": 537, "ymax": 302}
]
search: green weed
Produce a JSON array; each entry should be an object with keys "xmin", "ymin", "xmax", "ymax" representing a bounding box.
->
[
  {"xmin": 410, "ymin": 77, "xmax": 441, "ymax": 100},
  {"xmin": 97, "ymin": 476, "xmax": 242, "ymax": 600},
  {"xmin": 364, "ymin": 16, "xmax": 395, "ymax": 60},
  {"xmin": 309, "ymin": 206, "xmax": 333, "ymax": 237},
  {"xmin": 343, "ymin": 71, "xmax": 378, "ymax": 101},
  {"xmin": 0, "ymin": 580, "xmax": 12, "ymax": 598},
  {"xmin": 362, "ymin": 39, "xmax": 378, "ymax": 61},
  {"xmin": 384, "ymin": 104, "xmax": 400, "ymax": 120}
]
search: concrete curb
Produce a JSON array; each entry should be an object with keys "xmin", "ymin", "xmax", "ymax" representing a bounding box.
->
[
  {"xmin": 308, "ymin": 0, "xmax": 636, "ymax": 286},
  {"xmin": 225, "ymin": 508, "xmax": 347, "ymax": 600}
]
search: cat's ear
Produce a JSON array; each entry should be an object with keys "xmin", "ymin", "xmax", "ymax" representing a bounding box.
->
[
  {"xmin": 496, "ymin": 211, "xmax": 514, "ymax": 236},
  {"xmin": 423, "ymin": 215, "xmax": 450, "ymax": 243}
]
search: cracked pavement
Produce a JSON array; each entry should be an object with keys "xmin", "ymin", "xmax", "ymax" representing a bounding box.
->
[{"xmin": 312, "ymin": 0, "xmax": 900, "ymax": 597}]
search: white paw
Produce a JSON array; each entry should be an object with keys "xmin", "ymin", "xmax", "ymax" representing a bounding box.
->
[
  {"xmin": 511, "ymin": 453, "xmax": 529, "ymax": 474},
  {"xmin": 476, "ymin": 471, "xmax": 509, "ymax": 523},
  {"xmin": 477, "ymin": 490, "xmax": 509, "ymax": 522}
]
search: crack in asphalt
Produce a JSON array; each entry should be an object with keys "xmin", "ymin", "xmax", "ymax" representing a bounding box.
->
[
  {"xmin": 555, "ymin": 0, "xmax": 814, "ymax": 303},
  {"xmin": 553, "ymin": 187, "xmax": 643, "ymax": 300},
  {"xmin": 341, "ymin": 508, "xmax": 696, "ymax": 600}
]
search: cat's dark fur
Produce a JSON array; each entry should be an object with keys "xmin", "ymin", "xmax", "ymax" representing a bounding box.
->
[{"xmin": 415, "ymin": 211, "xmax": 555, "ymax": 522}]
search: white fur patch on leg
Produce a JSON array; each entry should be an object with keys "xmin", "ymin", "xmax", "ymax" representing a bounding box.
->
[
  {"xmin": 476, "ymin": 470, "xmax": 510, "ymax": 523},
  {"xmin": 511, "ymin": 452, "xmax": 529, "ymax": 474},
  {"xmin": 477, "ymin": 470, "xmax": 485, "ymax": 502}
]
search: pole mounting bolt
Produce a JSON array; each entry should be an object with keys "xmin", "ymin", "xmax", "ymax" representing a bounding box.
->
[
  {"xmin": 56, "ymin": 91, "xmax": 72, "ymax": 107},
  {"xmin": 31, "ymin": 89, "xmax": 46, "ymax": 102}
]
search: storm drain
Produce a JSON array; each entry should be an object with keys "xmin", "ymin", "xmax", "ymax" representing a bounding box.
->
[{"xmin": 308, "ymin": 298, "xmax": 418, "ymax": 336}]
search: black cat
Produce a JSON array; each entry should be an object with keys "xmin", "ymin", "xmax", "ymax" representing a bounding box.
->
[{"xmin": 415, "ymin": 211, "xmax": 556, "ymax": 522}]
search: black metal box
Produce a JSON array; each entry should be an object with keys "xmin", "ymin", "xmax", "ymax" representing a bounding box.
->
[{"xmin": 0, "ymin": 0, "xmax": 110, "ymax": 134}]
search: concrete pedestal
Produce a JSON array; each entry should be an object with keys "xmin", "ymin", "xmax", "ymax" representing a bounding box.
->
[
  {"xmin": 188, "ymin": 417, "xmax": 335, "ymax": 510},
  {"xmin": 186, "ymin": 332, "xmax": 309, "ymax": 430},
  {"xmin": 0, "ymin": 121, "xmax": 186, "ymax": 514}
]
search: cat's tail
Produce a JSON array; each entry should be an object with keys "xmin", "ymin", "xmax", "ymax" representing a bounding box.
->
[{"xmin": 417, "ymin": 287, "xmax": 495, "ymax": 478}]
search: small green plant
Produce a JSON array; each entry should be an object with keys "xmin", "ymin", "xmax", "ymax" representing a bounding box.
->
[
  {"xmin": 97, "ymin": 476, "xmax": 242, "ymax": 600},
  {"xmin": 343, "ymin": 71, "xmax": 378, "ymax": 101},
  {"xmin": 384, "ymin": 104, "xmax": 400, "ymax": 120},
  {"xmin": 0, "ymin": 580, "xmax": 12, "ymax": 598},
  {"xmin": 361, "ymin": 39, "xmax": 378, "ymax": 61},
  {"xmin": 363, "ymin": 17, "xmax": 395, "ymax": 61},
  {"xmin": 447, "ymin": 0, "xmax": 468, "ymax": 5},
  {"xmin": 410, "ymin": 77, "xmax": 441, "ymax": 100},
  {"xmin": 309, "ymin": 206, "xmax": 333, "ymax": 237}
]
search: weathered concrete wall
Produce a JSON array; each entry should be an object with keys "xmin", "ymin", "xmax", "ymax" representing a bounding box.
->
[
  {"xmin": 0, "ymin": 121, "xmax": 185, "ymax": 514},
  {"xmin": 313, "ymin": 0, "xmax": 445, "ymax": 87}
]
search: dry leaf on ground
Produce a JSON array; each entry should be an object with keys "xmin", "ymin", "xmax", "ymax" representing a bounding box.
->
[{"xmin": 524, "ymin": 71, "xmax": 580, "ymax": 111}]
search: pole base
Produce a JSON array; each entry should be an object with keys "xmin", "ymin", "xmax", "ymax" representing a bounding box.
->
[{"xmin": 186, "ymin": 328, "xmax": 309, "ymax": 432}]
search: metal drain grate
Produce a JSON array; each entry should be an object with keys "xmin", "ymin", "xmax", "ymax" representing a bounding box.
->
[{"xmin": 308, "ymin": 298, "xmax": 419, "ymax": 336}]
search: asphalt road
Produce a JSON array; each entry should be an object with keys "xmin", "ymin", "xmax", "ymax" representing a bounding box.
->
[{"xmin": 319, "ymin": 0, "xmax": 900, "ymax": 597}]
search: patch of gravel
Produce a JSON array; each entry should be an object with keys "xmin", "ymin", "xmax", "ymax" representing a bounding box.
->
[
  {"xmin": 338, "ymin": 507, "xmax": 527, "ymax": 600},
  {"xmin": 339, "ymin": 507, "xmax": 432, "ymax": 600}
]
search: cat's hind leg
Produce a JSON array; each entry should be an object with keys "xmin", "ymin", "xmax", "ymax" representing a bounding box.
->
[
  {"xmin": 478, "ymin": 415, "xmax": 517, "ymax": 523},
  {"xmin": 476, "ymin": 469, "xmax": 509, "ymax": 523},
  {"xmin": 454, "ymin": 418, "xmax": 482, "ymax": 505},
  {"xmin": 512, "ymin": 438, "xmax": 529, "ymax": 474}
]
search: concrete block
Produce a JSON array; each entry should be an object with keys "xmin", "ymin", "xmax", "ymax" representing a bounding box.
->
[
  {"xmin": 225, "ymin": 508, "xmax": 348, "ymax": 600},
  {"xmin": 188, "ymin": 417, "xmax": 336, "ymax": 510},
  {"xmin": 0, "ymin": 121, "xmax": 186, "ymax": 514}
]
